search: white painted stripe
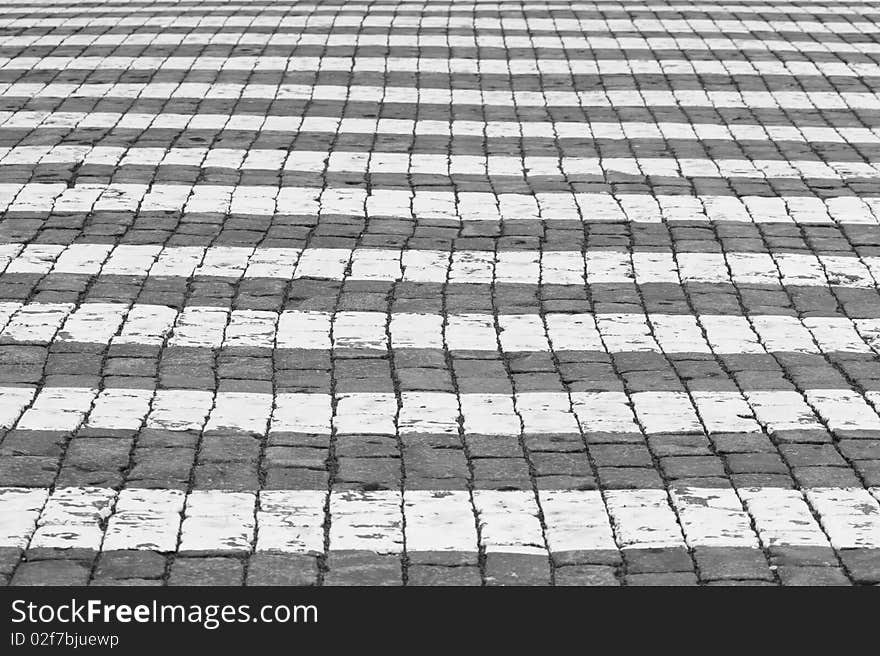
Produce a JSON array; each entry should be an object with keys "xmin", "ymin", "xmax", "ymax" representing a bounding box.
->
[
  {"xmin": 0, "ymin": 15, "xmax": 873, "ymax": 34},
  {"xmin": 330, "ymin": 490, "xmax": 403, "ymax": 553},
  {"xmin": 257, "ymin": 490, "xmax": 326, "ymax": 554},
  {"xmin": 2, "ymin": 486, "xmax": 876, "ymax": 553},
  {"xmin": 404, "ymin": 490, "xmax": 478, "ymax": 552},
  {"xmin": 538, "ymin": 489, "xmax": 618, "ymax": 552},
  {"xmin": 2, "ymin": 83, "xmax": 878, "ymax": 111},
  {"xmin": 692, "ymin": 392, "xmax": 765, "ymax": 434},
  {"xmin": 206, "ymin": 392, "xmax": 272, "ymax": 435},
  {"xmin": 670, "ymin": 487, "xmax": 759, "ymax": 547},
  {"xmin": 6, "ymin": 31, "xmax": 880, "ymax": 58},
  {"xmin": 2, "ymin": 243, "xmax": 877, "ymax": 287},
  {"xmin": 103, "ymin": 488, "xmax": 185, "ymax": 552},
  {"xmin": 0, "ymin": 303, "xmax": 73, "ymax": 342},
  {"xmin": 145, "ymin": 390, "xmax": 212, "ymax": 432},
  {"xmin": 29, "ymin": 487, "xmax": 115, "ymax": 551},
  {"xmin": 744, "ymin": 390, "xmax": 824, "ymax": 432},
  {"xmin": 0, "ymin": 488, "xmax": 48, "ymax": 549},
  {"xmin": 4, "ymin": 146, "xmax": 878, "ymax": 181},
  {"xmin": 605, "ymin": 489, "xmax": 685, "ymax": 549},
  {"xmin": 632, "ymin": 391, "xmax": 705, "ymax": 434},
  {"xmin": 87, "ymin": 389, "xmax": 153, "ymax": 430},
  {"xmin": 1, "ymin": 185, "xmax": 875, "ymax": 224},
  {"xmin": 179, "ymin": 490, "xmax": 255, "ymax": 552},
  {"xmin": 740, "ymin": 487, "xmax": 832, "ymax": 548},
  {"xmin": 16, "ymin": 386, "xmax": 97, "ymax": 432},
  {"xmin": 473, "ymin": 490, "xmax": 546, "ymax": 555},
  {"xmin": 806, "ymin": 389, "xmax": 880, "ymax": 432},
  {"xmin": 6, "ymin": 55, "xmax": 879, "ymax": 79},
  {"xmin": 806, "ymin": 488, "xmax": 880, "ymax": 549},
  {"xmin": 7, "ymin": 2, "xmax": 879, "ymax": 17},
  {"xmin": 4, "ymin": 112, "xmax": 879, "ymax": 149},
  {"xmin": 3, "ymin": 303, "xmax": 878, "ymax": 356},
  {"xmin": 0, "ymin": 387, "xmax": 35, "ymax": 429},
  {"xmin": 1, "ymin": 387, "xmax": 878, "ymax": 436}
]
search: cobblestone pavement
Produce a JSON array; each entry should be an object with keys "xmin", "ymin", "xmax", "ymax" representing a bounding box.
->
[{"xmin": 0, "ymin": 0, "xmax": 879, "ymax": 587}]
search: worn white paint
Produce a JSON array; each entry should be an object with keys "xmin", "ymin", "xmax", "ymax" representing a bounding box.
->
[
  {"xmin": 29, "ymin": 487, "xmax": 116, "ymax": 550},
  {"xmin": 605, "ymin": 489, "xmax": 685, "ymax": 549},
  {"xmin": 670, "ymin": 487, "xmax": 760, "ymax": 548},
  {"xmin": 1, "ymin": 486, "xmax": 879, "ymax": 552},
  {"xmin": 404, "ymin": 490, "xmax": 479, "ymax": 552},
  {"xmin": 329, "ymin": 490, "xmax": 403, "ymax": 553},
  {"xmin": 0, "ymin": 13, "xmax": 875, "ymax": 35},
  {"xmin": 1, "ymin": 244, "xmax": 877, "ymax": 288},
  {"xmin": 103, "ymin": 489, "xmax": 185, "ymax": 552},
  {"xmin": 257, "ymin": 490, "xmax": 327, "ymax": 554},
  {"xmin": 473, "ymin": 490, "xmax": 546, "ymax": 554},
  {"xmin": 3, "ymin": 387, "xmax": 879, "ymax": 436},
  {"xmin": 4, "ymin": 145, "xmax": 879, "ymax": 181},
  {"xmin": 2, "ymin": 183, "xmax": 878, "ymax": 224},
  {"xmin": 179, "ymin": 491, "xmax": 256, "ymax": 552},
  {"xmin": 806, "ymin": 488, "xmax": 880, "ymax": 549},
  {"xmin": 539, "ymin": 489, "xmax": 618, "ymax": 552}
]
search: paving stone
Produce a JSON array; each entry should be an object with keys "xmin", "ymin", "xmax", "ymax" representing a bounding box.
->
[
  {"xmin": 485, "ymin": 554, "xmax": 552, "ymax": 586},
  {"xmin": 11, "ymin": 560, "xmax": 91, "ymax": 586},
  {"xmin": 0, "ymin": 548, "xmax": 23, "ymax": 577},
  {"xmin": 168, "ymin": 557, "xmax": 245, "ymax": 586},
  {"xmin": 552, "ymin": 550, "xmax": 622, "ymax": 567},
  {"xmin": 92, "ymin": 550, "xmax": 166, "ymax": 582},
  {"xmin": 324, "ymin": 552, "xmax": 403, "ymax": 586},
  {"xmin": 769, "ymin": 546, "xmax": 841, "ymax": 568},
  {"xmin": 704, "ymin": 580, "xmax": 777, "ymax": 586},
  {"xmin": 408, "ymin": 551, "xmax": 479, "ymax": 567},
  {"xmin": 624, "ymin": 548, "xmax": 694, "ymax": 574},
  {"xmin": 408, "ymin": 565, "xmax": 482, "ymax": 586},
  {"xmin": 90, "ymin": 578, "xmax": 164, "ymax": 587},
  {"xmin": 625, "ymin": 572, "xmax": 699, "ymax": 586},
  {"xmin": 89, "ymin": 578, "xmax": 163, "ymax": 588},
  {"xmin": 246, "ymin": 554, "xmax": 320, "ymax": 586},
  {"xmin": 555, "ymin": 565, "xmax": 620, "ymax": 586},
  {"xmin": 693, "ymin": 547, "xmax": 775, "ymax": 583},
  {"xmin": 777, "ymin": 567, "xmax": 851, "ymax": 586},
  {"xmin": 837, "ymin": 549, "xmax": 880, "ymax": 584}
]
